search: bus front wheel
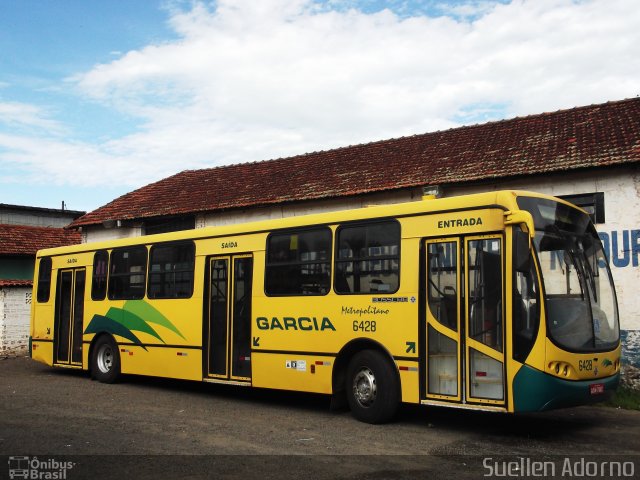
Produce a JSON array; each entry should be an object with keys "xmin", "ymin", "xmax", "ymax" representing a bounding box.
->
[
  {"xmin": 346, "ymin": 350, "xmax": 399, "ymax": 424},
  {"xmin": 91, "ymin": 335, "xmax": 121, "ymax": 384}
]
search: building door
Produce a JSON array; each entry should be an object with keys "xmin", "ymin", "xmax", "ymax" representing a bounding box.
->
[
  {"xmin": 54, "ymin": 268, "xmax": 86, "ymax": 366},
  {"xmin": 204, "ymin": 255, "xmax": 253, "ymax": 382},
  {"xmin": 424, "ymin": 235, "xmax": 506, "ymax": 407}
]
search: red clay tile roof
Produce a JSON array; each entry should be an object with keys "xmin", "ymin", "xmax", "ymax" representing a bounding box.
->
[
  {"xmin": 0, "ymin": 279, "xmax": 33, "ymax": 287},
  {"xmin": 0, "ymin": 224, "xmax": 81, "ymax": 255},
  {"xmin": 71, "ymin": 97, "xmax": 640, "ymax": 228}
]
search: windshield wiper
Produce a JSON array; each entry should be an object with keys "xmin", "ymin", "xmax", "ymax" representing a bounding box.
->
[
  {"xmin": 568, "ymin": 244, "xmax": 597, "ymax": 303},
  {"xmin": 577, "ymin": 243, "xmax": 598, "ymax": 303}
]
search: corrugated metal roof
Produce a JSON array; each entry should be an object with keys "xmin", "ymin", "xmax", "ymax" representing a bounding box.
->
[{"xmin": 71, "ymin": 97, "xmax": 640, "ymax": 228}]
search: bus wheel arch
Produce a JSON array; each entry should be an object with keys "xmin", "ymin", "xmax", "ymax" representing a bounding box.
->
[
  {"xmin": 89, "ymin": 333, "xmax": 121, "ymax": 384},
  {"xmin": 332, "ymin": 339, "xmax": 400, "ymax": 424}
]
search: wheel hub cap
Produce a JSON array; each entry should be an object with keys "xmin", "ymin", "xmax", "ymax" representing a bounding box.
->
[
  {"xmin": 353, "ymin": 367, "xmax": 377, "ymax": 408},
  {"xmin": 97, "ymin": 344, "xmax": 113, "ymax": 373}
]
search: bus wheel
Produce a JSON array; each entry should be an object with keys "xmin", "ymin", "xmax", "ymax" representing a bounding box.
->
[
  {"xmin": 91, "ymin": 336, "xmax": 121, "ymax": 384},
  {"xmin": 346, "ymin": 350, "xmax": 399, "ymax": 424}
]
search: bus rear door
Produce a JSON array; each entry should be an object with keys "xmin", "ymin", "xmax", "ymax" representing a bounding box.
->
[
  {"xmin": 54, "ymin": 268, "xmax": 85, "ymax": 366},
  {"xmin": 204, "ymin": 255, "xmax": 253, "ymax": 383}
]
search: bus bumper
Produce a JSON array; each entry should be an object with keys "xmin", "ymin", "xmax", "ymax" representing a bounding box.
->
[{"xmin": 512, "ymin": 365, "xmax": 620, "ymax": 412}]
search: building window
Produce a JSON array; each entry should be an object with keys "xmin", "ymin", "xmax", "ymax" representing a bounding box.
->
[
  {"xmin": 108, "ymin": 246, "xmax": 147, "ymax": 300},
  {"xmin": 91, "ymin": 250, "xmax": 109, "ymax": 301},
  {"xmin": 144, "ymin": 216, "xmax": 196, "ymax": 236},
  {"xmin": 335, "ymin": 221, "xmax": 400, "ymax": 294},
  {"xmin": 36, "ymin": 257, "xmax": 52, "ymax": 303},
  {"xmin": 265, "ymin": 228, "xmax": 332, "ymax": 296},
  {"xmin": 148, "ymin": 242, "xmax": 195, "ymax": 299},
  {"xmin": 558, "ymin": 192, "xmax": 605, "ymax": 224}
]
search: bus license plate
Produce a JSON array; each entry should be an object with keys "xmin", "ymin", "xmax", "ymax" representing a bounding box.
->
[{"xmin": 589, "ymin": 383, "xmax": 605, "ymax": 395}]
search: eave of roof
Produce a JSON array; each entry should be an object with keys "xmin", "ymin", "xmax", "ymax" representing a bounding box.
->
[
  {"xmin": 0, "ymin": 279, "xmax": 33, "ymax": 287},
  {"xmin": 70, "ymin": 97, "xmax": 640, "ymax": 228},
  {"xmin": 0, "ymin": 203, "xmax": 85, "ymax": 217}
]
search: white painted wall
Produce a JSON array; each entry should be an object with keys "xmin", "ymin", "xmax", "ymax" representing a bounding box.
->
[
  {"xmin": 83, "ymin": 225, "xmax": 143, "ymax": 243},
  {"xmin": 0, "ymin": 286, "xmax": 31, "ymax": 355},
  {"xmin": 0, "ymin": 210, "xmax": 78, "ymax": 228},
  {"xmin": 201, "ymin": 190, "xmax": 420, "ymax": 227}
]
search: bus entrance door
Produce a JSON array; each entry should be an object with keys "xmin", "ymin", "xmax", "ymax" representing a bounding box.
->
[
  {"xmin": 424, "ymin": 236, "xmax": 506, "ymax": 409},
  {"xmin": 204, "ymin": 255, "xmax": 253, "ymax": 383},
  {"xmin": 54, "ymin": 268, "xmax": 85, "ymax": 366},
  {"xmin": 425, "ymin": 239, "xmax": 462, "ymax": 403}
]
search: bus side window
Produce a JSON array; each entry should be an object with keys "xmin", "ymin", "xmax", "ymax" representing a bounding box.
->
[
  {"xmin": 148, "ymin": 242, "xmax": 195, "ymax": 299},
  {"xmin": 36, "ymin": 257, "xmax": 53, "ymax": 303},
  {"xmin": 91, "ymin": 250, "xmax": 109, "ymax": 301},
  {"xmin": 265, "ymin": 228, "xmax": 332, "ymax": 296},
  {"xmin": 335, "ymin": 221, "xmax": 400, "ymax": 295},
  {"xmin": 108, "ymin": 246, "xmax": 148, "ymax": 300}
]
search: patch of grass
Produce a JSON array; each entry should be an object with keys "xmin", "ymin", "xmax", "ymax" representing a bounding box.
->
[{"xmin": 601, "ymin": 387, "xmax": 640, "ymax": 410}]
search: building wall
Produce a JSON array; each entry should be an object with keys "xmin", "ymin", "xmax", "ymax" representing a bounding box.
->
[
  {"xmin": 201, "ymin": 189, "xmax": 422, "ymax": 227},
  {"xmin": 0, "ymin": 286, "xmax": 31, "ymax": 356},
  {"xmin": 0, "ymin": 256, "xmax": 34, "ymax": 280},
  {"xmin": 82, "ymin": 191, "xmax": 420, "ymax": 242},
  {"xmin": 82, "ymin": 225, "xmax": 143, "ymax": 243},
  {"xmin": 0, "ymin": 209, "xmax": 79, "ymax": 228}
]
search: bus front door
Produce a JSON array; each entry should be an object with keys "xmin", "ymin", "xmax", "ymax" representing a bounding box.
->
[
  {"xmin": 205, "ymin": 255, "xmax": 253, "ymax": 382},
  {"xmin": 54, "ymin": 268, "xmax": 85, "ymax": 366},
  {"xmin": 424, "ymin": 236, "xmax": 506, "ymax": 409}
]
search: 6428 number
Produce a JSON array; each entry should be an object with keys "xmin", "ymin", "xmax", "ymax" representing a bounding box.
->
[
  {"xmin": 353, "ymin": 320, "xmax": 376, "ymax": 332},
  {"xmin": 579, "ymin": 360, "xmax": 593, "ymax": 371}
]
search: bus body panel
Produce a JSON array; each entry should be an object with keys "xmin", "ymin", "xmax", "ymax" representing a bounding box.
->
[
  {"xmin": 251, "ymin": 352, "xmax": 333, "ymax": 393},
  {"xmin": 512, "ymin": 365, "xmax": 620, "ymax": 412}
]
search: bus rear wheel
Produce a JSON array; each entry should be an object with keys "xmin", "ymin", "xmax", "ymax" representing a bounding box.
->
[
  {"xmin": 91, "ymin": 335, "xmax": 121, "ymax": 384},
  {"xmin": 346, "ymin": 350, "xmax": 399, "ymax": 424}
]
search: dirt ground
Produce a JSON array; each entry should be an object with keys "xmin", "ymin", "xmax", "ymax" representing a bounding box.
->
[{"xmin": 1, "ymin": 356, "xmax": 639, "ymax": 479}]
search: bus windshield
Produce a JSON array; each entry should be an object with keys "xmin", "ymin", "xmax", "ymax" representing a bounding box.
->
[{"xmin": 517, "ymin": 196, "xmax": 619, "ymax": 352}]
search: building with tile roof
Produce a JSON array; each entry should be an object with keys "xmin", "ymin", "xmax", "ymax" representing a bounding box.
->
[
  {"xmin": 69, "ymin": 96, "xmax": 640, "ymax": 363},
  {"xmin": 71, "ymin": 97, "xmax": 639, "ymax": 234},
  {"xmin": 0, "ymin": 205, "xmax": 83, "ymax": 355},
  {"xmin": 0, "ymin": 213, "xmax": 83, "ymax": 282}
]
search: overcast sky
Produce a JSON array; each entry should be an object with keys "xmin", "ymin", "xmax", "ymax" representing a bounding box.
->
[{"xmin": 0, "ymin": 0, "xmax": 638, "ymax": 212}]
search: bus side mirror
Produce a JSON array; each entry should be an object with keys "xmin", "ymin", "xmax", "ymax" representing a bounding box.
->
[{"xmin": 515, "ymin": 229, "xmax": 531, "ymax": 273}]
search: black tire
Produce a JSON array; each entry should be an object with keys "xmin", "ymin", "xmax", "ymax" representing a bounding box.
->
[
  {"xmin": 91, "ymin": 335, "xmax": 121, "ymax": 384},
  {"xmin": 346, "ymin": 349, "xmax": 400, "ymax": 424}
]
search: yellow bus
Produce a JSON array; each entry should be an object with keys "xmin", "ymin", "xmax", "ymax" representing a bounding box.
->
[{"xmin": 30, "ymin": 190, "xmax": 621, "ymax": 423}]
